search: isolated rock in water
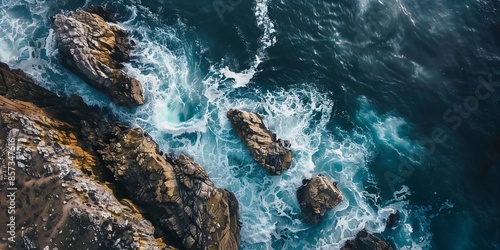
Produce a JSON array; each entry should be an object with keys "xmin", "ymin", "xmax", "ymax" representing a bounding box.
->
[
  {"xmin": 297, "ymin": 175, "xmax": 344, "ymax": 225},
  {"xmin": 52, "ymin": 9, "xmax": 144, "ymax": 106},
  {"xmin": 0, "ymin": 62, "xmax": 167, "ymax": 249},
  {"xmin": 0, "ymin": 62, "xmax": 240, "ymax": 250},
  {"xmin": 385, "ymin": 210, "xmax": 400, "ymax": 230},
  {"xmin": 227, "ymin": 109, "xmax": 292, "ymax": 175},
  {"xmin": 341, "ymin": 229, "xmax": 394, "ymax": 250}
]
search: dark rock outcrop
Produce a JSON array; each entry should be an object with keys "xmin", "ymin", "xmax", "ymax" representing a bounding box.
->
[
  {"xmin": 385, "ymin": 210, "xmax": 400, "ymax": 230},
  {"xmin": 297, "ymin": 175, "xmax": 343, "ymax": 225},
  {"xmin": 52, "ymin": 9, "xmax": 144, "ymax": 106},
  {"xmin": 0, "ymin": 62, "xmax": 240, "ymax": 249},
  {"xmin": 341, "ymin": 229, "xmax": 394, "ymax": 250},
  {"xmin": 227, "ymin": 109, "xmax": 292, "ymax": 175}
]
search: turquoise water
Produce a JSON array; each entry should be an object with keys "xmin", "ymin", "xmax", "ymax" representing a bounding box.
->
[{"xmin": 1, "ymin": 0, "xmax": 499, "ymax": 249}]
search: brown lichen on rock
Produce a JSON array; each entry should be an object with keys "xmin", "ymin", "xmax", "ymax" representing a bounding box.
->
[
  {"xmin": 297, "ymin": 175, "xmax": 344, "ymax": 225},
  {"xmin": 227, "ymin": 109, "xmax": 292, "ymax": 175},
  {"xmin": 52, "ymin": 9, "xmax": 144, "ymax": 106}
]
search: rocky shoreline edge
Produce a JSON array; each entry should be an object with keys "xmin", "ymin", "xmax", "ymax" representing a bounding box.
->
[{"xmin": 0, "ymin": 62, "xmax": 239, "ymax": 249}]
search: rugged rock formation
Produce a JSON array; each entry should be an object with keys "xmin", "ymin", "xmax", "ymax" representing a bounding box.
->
[
  {"xmin": 0, "ymin": 63, "xmax": 164, "ymax": 249},
  {"xmin": 341, "ymin": 229, "xmax": 394, "ymax": 250},
  {"xmin": 0, "ymin": 62, "xmax": 240, "ymax": 249},
  {"xmin": 101, "ymin": 124, "xmax": 241, "ymax": 249},
  {"xmin": 227, "ymin": 109, "xmax": 292, "ymax": 175},
  {"xmin": 52, "ymin": 9, "xmax": 144, "ymax": 106},
  {"xmin": 296, "ymin": 175, "xmax": 343, "ymax": 225}
]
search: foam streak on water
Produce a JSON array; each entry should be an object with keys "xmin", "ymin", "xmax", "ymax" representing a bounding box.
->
[{"xmin": 220, "ymin": 0, "xmax": 276, "ymax": 88}]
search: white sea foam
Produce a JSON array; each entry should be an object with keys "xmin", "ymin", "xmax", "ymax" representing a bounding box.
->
[
  {"xmin": 357, "ymin": 96, "xmax": 425, "ymax": 165},
  {"xmin": 105, "ymin": 6, "xmax": 211, "ymax": 136},
  {"xmin": 220, "ymin": 62, "xmax": 259, "ymax": 88},
  {"xmin": 218, "ymin": 0, "xmax": 277, "ymax": 88},
  {"xmin": 0, "ymin": 1, "xmax": 48, "ymax": 66}
]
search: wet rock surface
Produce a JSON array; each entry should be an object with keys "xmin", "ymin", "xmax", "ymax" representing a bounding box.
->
[
  {"xmin": 385, "ymin": 210, "xmax": 400, "ymax": 230},
  {"xmin": 297, "ymin": 175, "xmax": 344, "ymax": 225},
  {"xmin": 227, "ymin": 109, "xmax": 292, "ymax": 175},
  {"xmin": 52, "ymin": 9, "xmax": 144, "ymax": 106},
  {"xmin": 341, "ymin": 229, "xmax": 394, "ymax": 250},
  {"xmin": 0, "ymin": 62, "xmax": 240, "ymax": 249}
]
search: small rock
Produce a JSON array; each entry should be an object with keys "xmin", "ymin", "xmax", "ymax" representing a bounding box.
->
[
  {"xmin": 297, "ymin": 175, "xmax": 343, "ymax": 225},
  {"xmin": 385, "ymin": 210, "xmax": 400, "ymax": 230}
]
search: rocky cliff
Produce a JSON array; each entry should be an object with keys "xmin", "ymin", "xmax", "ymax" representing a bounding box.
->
[{"xmin": 0, "ymin": 62, "xmax": 240, "ymax": 249}]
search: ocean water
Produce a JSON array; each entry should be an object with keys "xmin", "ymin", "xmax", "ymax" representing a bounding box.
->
[{"xmin": 1, "ymin": 0, "xmax": 500, "ymax": 249}]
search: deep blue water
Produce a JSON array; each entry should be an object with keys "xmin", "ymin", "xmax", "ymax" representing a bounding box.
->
[{"xmin": 1, "ymin": 0, "xmax": 500, "ymax": 249}]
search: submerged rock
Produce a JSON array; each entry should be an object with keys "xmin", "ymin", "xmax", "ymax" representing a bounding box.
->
[
  {"xmin": 341, "ymin": 229, "xmax": 394, "ymax": 250},
  {"xmin": 0, "ymin": 62, "xmax": 240, "ymax": 249},
  {"xmin": 385, "ymin": 210, "xmax": 400, "ymax": 230},
  {"xmin": 227, "ymin": 109, "xmax": 292, "ymax": 175},
  {"xmin": 52, "ymin": 9, "xmax": 144, "ymax": 106},
  {"xmin": 297, "ymin": 175, "xmax": 343, "ymax": 225}
]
